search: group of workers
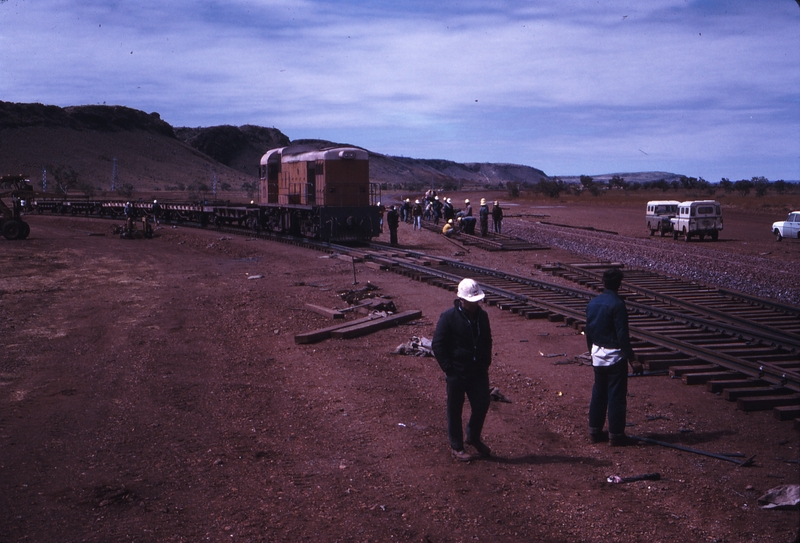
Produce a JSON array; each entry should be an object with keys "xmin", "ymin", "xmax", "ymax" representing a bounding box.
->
[
  {"xmin": 379, "ymin": 192, "xmax": 504, "ymax": 246},
  {"xmin": 434, "ymin": 270, "xmax": 640, "ymax": 461}
]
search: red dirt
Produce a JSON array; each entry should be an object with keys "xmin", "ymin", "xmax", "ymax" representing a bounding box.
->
[{"xmin": 1, "ymin": 202, "xmax": 798, "ymax": 543}]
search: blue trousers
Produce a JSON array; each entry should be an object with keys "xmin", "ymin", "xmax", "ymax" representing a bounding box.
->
[
  {"xmin": 446, "ymin": 371, "xmax": 490, "ymax": 451},
  {"xmin": 589, "ymin": 360, "xmax": 628, "ymax": 436}
]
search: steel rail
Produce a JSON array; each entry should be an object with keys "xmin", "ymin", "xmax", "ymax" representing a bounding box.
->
[
  {"xmin": 552, "ymin": 262, "xmax": 800, "ymax": 352},
  {"xmin": 358, "ymin": 248, "xmax": 800, "ymax": 393}
]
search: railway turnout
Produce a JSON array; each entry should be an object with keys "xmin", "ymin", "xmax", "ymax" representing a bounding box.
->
[{"xmin": 341, "ymin": 243, "xmax": 800, "ymax": 425}]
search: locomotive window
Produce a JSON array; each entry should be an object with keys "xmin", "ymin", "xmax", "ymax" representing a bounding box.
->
[{"xmin": 316, "ymin": 161, "xmax": 324, "ymax": 175}]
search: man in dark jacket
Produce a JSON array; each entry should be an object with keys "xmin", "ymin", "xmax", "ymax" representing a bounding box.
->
[
  {"xmin": 432, "ymin": 278, "xmax": 493, "ymax": 461},
  {"xmin": 584, "ymin": 268, "xmax": 642, "ymax": 446},
  {"xmin": 492, "ymin": 201, "xmax": 503, "ymax": 233},
  {"xmin": 479, "ymin": 198, "xmax": 489, "ymax": 236},
  {"xmin": 386, "ymin": 205, "xmax": 399, "ymax": 246}
]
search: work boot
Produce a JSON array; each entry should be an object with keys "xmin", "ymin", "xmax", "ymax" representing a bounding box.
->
[
  {"xmin": 590, "ymin": 430, "xmax": 609, "ymax": 444},
  {"xmin": 465, "ymin": 438, "xmax": 491, "ymax": 457},
  {"xmin": 451, "ymin": 449, "xmax": 475, "ymax": 462}
]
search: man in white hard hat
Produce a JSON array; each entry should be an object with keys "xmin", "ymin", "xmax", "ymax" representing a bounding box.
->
[
  {"xmin": 152, "ymin": 199, "xmax": 162, "ymax": 225},
  {"xmin": 432, "ymin": 278, "xmax": 493, "ymax": 461}
]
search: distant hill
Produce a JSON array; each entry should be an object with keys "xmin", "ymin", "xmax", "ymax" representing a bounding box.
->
[
  {"xmin": 174, "ymin": 125, "xmax": 289, "ymax": 177},
  {"xmin": 558, "ymin": 172, "xmax": 685, "ymax": 185},
  {"xmin": 0, "ymin": 101, "xmax": 682, "ymax": 199},
  {"xmin": 369, "ymin": 155, "xmax": 549, "ymax": 190},
  {"xmin": 0, "ymin": 101, "xmax": 256, "ymax": 197}
]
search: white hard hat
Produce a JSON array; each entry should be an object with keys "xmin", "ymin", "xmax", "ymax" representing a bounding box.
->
[
  {"xmin": 457, "ymin": 278, "xmax": 485, "ymax": 303},
  {"xmin": 415, "ymin": 199, "xmax": 420, "ymax": 204},
  {"xmin": 447, "ymin": 198, "xmax": 452, "ymax": 203},
  {"xmin": 464, "ymin": 199, "xmax": 470, "ymax": 204}
]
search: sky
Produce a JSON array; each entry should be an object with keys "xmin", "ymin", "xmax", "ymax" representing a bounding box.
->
[{"xmin": 1, "ymin": 0, "xmax": 799, "ymax": 181}]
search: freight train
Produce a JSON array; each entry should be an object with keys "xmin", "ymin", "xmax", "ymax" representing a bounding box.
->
[{"xmin": 29, "ymin": 143, "xmax": 382, "ymax": 242}]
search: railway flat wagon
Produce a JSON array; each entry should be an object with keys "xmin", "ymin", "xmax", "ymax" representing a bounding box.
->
[{"xmin": 259, "ymin": 143, "xmax": 381, "ymax": 241}]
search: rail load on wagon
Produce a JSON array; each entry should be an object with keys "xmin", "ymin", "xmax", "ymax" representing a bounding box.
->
[
  {"xmin": 670, "ymin": 200, "xmax": 723, "ymax": 242},
  {"xmin": 645, "ymin": 200, "xmax": 680, "ymax": 237},
  {"xmin": 771, "ymin": 211, "xmax": 800, "ymax": 242}
]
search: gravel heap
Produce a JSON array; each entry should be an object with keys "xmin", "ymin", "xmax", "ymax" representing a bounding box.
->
[{"xmin": 506, "ymin": 221, "xmax": 800, "ymax": 307}]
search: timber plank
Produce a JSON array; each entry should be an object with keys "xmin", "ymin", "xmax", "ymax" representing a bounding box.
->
[
  {"xmin": 305, "ymin": 303, "xmax": 345, "ymax": 319},
  {"xmin": 682, "ymin": 371, "xmax": 743, "ymax": 385},
  {"xmin": 294, "ymin": 315, "xmax": 380, "ymax": 344},
  {"xmin": 669, "ymin": 364, "xmax": 719, "ymax": 377},
  {"xmin": 737, "ymin": 393, "xmax": 800, "ymax": 412},
  {"xmin": 723, "ymin": 386, "xmax": 793, "ymax": 401},
  {"xmin": 706, "ymin": 378, "xmax": 767, "ymax": 393},
  {"xmin": 330, "ymin": 310, "xmax": 423, "ymax": 339},
  {"xmin": 774, "ymin": 405, "xmax": 800, "ymax": 421}
]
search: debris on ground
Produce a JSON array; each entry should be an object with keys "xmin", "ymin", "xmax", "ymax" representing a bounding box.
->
[
  {"xmin": 758, "ymin": 485, "xmax": 800, "ymax": 510},
  {"xmin": 607, "ymin": 473, "xmax": 661, "ymax": 484},
  {"xmin": 539, "ymin": 351, "xmax": 566, "ymax": 358},
  {"xmin": 339, "ymin": 282, "xmax": 382, "ymax": 304},
  {"xmin": 392, "ymin": 336, "xmax": 433, "ymax": 356},
  {"xmin": 490, "ymin": 386, "xmax": 512, "ymax": 403}
]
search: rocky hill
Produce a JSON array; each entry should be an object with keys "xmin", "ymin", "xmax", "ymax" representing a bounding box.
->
[
  {"xmin": 0, "ymin": 101, "xmax": 680, "ymax": 200},
  {"xmin": 0, "ymin": 101, "xmax": 255, "ymax": 198},
  {"xmin": 174, "ymin": 124, "xmax": 289, "ymax": 177}
]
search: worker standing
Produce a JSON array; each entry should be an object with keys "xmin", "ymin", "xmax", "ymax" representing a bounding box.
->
[
  {"xmin": 479, "ymin": 198, "xmax": 489, "ymax": 237},
  {"xmin": 492, "ymin": 201, "xmax": 503, "ymax": 233},
  {"xmin": 386, "ymin": 205, "xmax": 400, "ymax": 246},
  {"xmin": 432, "ymin": 278, "xmax": 493, "ymax": 461},
  {"xmin": 584, "ymin": 268, "xmax": 642, "ymax": 446}
]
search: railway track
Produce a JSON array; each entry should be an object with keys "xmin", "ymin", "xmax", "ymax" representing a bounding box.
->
[
  {"xmin": 418, "ymin": 220, "xmax": 547, "ymax": 251},
  {"xmin": 337, "ymin": 242, "xmax": 800, "ymax": 425}
]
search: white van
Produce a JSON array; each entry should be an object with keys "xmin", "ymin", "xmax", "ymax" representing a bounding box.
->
[
  {"xmin": 670, "ymin": 200, "xmax": 723, "ymax": 241},
  {"xmin": 645, "ymin": 200, "xmax": 680, "ymax": 236}
]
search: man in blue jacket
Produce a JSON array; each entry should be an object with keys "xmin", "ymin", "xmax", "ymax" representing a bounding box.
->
[
  {"xmin": 432, "ymin": 278, "xmax": 493, "ymax": 461},
  {"xmin": 584, "ymin": 268, "xmax": 642, "ymax": 446}
]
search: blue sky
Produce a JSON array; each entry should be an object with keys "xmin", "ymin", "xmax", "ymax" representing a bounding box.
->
[{"xmin": 2, "ymin": 0, "xmax": 798, "ymax": 181}]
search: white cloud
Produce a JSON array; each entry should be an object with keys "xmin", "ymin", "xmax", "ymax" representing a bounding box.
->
[{"xmin": 0, "ymin": 0, "xmax": 798, "ymax": 180}]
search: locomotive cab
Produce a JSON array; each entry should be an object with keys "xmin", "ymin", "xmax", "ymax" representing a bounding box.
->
[{"xmin": 258, "ymin": 143, "xmax": 380, "ymax": 241}]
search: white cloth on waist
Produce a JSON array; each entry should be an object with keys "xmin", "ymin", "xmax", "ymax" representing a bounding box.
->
[{"xmin": 591, "ymin": 344, "xmax": 624, "ymax": 367}]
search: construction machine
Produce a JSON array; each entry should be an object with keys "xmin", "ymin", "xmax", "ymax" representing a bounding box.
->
[{"xmin": 0, "ymin": 175, "xmax": 37, "ymax": 240}]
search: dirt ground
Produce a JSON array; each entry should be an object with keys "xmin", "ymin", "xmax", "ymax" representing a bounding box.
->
[{"xmin": 1, "ymin": 200, "xmax": 798, "ymax": 543}]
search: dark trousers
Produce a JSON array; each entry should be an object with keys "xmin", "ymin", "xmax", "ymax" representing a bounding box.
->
[
  {"xmin": 446, "ymin": 371, "xmax": 490, "ymax": 451},
  {"xmin": 589, "ymin": 360, "xmax": 628, "ymax": 436},
  {"xmin": 462, "ymin": 217, "xmax": 476, "ymax": 235},
  {"xmin": 389, "ymin": 227, "xmax": 398, "ymax": 245}
]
